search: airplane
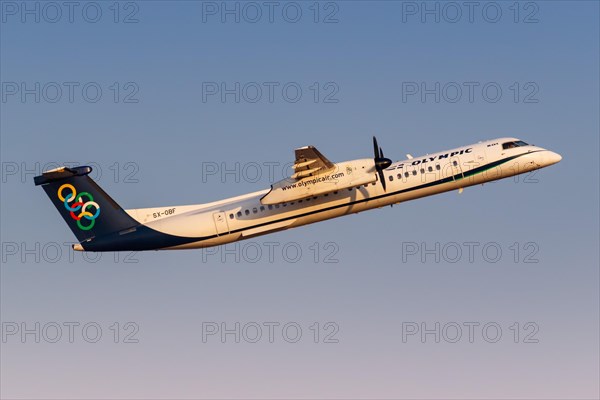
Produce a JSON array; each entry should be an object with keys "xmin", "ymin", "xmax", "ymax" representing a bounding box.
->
[{"xmin": 34, "ymin": 137, "xmax": 562, "ymax": 252}]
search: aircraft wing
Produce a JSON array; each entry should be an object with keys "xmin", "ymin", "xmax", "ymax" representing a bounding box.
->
[{"xmin": 291, "ymin": 146, "xmax": 335, "ymax": 180}]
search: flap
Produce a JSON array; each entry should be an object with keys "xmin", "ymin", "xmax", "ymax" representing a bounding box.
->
[{"xmin": 292, "ymin": 146, "xmax": 335, "ymax": 179}]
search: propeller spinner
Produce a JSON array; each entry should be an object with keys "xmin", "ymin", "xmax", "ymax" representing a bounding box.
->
[{"xmin": 373, "ymin": 136, "xmax": 392, "ymax": 191}]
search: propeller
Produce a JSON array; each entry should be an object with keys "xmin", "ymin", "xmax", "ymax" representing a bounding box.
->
[{"xmin": 373, "ymin": 136, "xmax": 392, "ymax": 191}]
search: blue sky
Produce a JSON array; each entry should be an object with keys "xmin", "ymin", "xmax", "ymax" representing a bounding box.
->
[{"xmin": 1, "ymin": 1, "xmax": 598, "ymax": 399}]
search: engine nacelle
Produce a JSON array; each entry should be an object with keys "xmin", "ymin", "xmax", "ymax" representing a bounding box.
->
[{"xmin": 260, "ymin": 159, "xmax": 377, "ymax": 205}]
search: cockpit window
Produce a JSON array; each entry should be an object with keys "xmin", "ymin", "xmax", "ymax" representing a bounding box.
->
[{"xmin": 502, "ymin": 140, "xmax": 529, "ymax": 149}]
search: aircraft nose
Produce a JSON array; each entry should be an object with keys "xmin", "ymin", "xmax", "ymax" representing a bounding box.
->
[{"xmin": 544, "ymin": 151, "xmax": 562, "ymax": 166}]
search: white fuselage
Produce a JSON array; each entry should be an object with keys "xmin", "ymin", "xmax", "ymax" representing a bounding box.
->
[{"xmin": 123, "ymin": 137, "xmax": 561, "ymax": 250}]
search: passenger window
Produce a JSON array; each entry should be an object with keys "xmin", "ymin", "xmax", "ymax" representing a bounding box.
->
[
  {"xmin": 388, "ymin": 175, "xmax": 393, "ymax": 181},
  {"xmin": 237, "ymin": 211, "xmax": 242, "ymax": 217},
  {"xmin": 436, "ymin": 164, "xmax": 440, "ymax": 170},
  {"xmin": 229, "ymin": 213, "xmax": 234, "ymax": 219},
  {"xmin": 268, "ymin": 205, "xmax": 273, "ymax": 210},
  {"xmin": 428, "ymin": 166, "xmax": 433, "ymax": 172},
  {"xmin": 412, "ymin": 170, "xmax": 417, "ymax": 176},
  {"xmin": 245, "ymin": 209, "xmax": 250, "ymax": 215},
  {"xmin": 275, "ymin": 204, "xmax": 280, "ymax": 209},
  {"xmin": 260, "ymin": 206, "xmax": 265, "ymax": 211},
  {"xmin": 420, "ymin": 168, "xmax": 425, "ymax": 174},
  {"xmin": 252, "ymin": 208, "xmax": 257, "ymax": 214},
  {"xmin": 404, "ymin": 172, "xmax": 409, "ymax": 178},
  {"xmin": 397, "ymin": 174, "xmax": 401, "ymax": 179},
  {"xmin": 453, "ymin": 161, "xmax": 458, "ymax": 166}
]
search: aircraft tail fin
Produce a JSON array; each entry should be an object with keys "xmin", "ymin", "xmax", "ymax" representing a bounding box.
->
[{"xmin": 34, "ymin": 166, "xmax": 139, "ymax": 243}]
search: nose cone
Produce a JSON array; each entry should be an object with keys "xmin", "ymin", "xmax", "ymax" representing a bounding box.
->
[{"xmin": 544, "ymin": 151, "xmax": 562, "ymax": 166}]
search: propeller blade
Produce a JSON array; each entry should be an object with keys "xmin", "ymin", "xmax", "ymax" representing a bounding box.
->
[
  {"xmin": 373, "ymin": 136, "xmax": 380, "ymax": 158},
  {"xmin": 378, "ymin": 169, "xmax": 387, "ymax": 191},
  {"xmin": 372, "ymin": 136, "xmax": 391, "ymax": 192}
]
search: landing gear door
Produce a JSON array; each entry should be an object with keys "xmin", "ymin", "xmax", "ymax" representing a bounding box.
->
[
  {"xmin": 450, "ymin": 157, "xmax": 464, "ymax": 181},
  {"xmin": 213, "ymin": 212, "xmax": 230, "ymax": 236}
]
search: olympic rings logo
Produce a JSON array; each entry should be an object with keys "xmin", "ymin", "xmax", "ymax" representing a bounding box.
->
[{"xmin": 57, "ymin": 184, "xmax": 101, "ymax": 231}]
